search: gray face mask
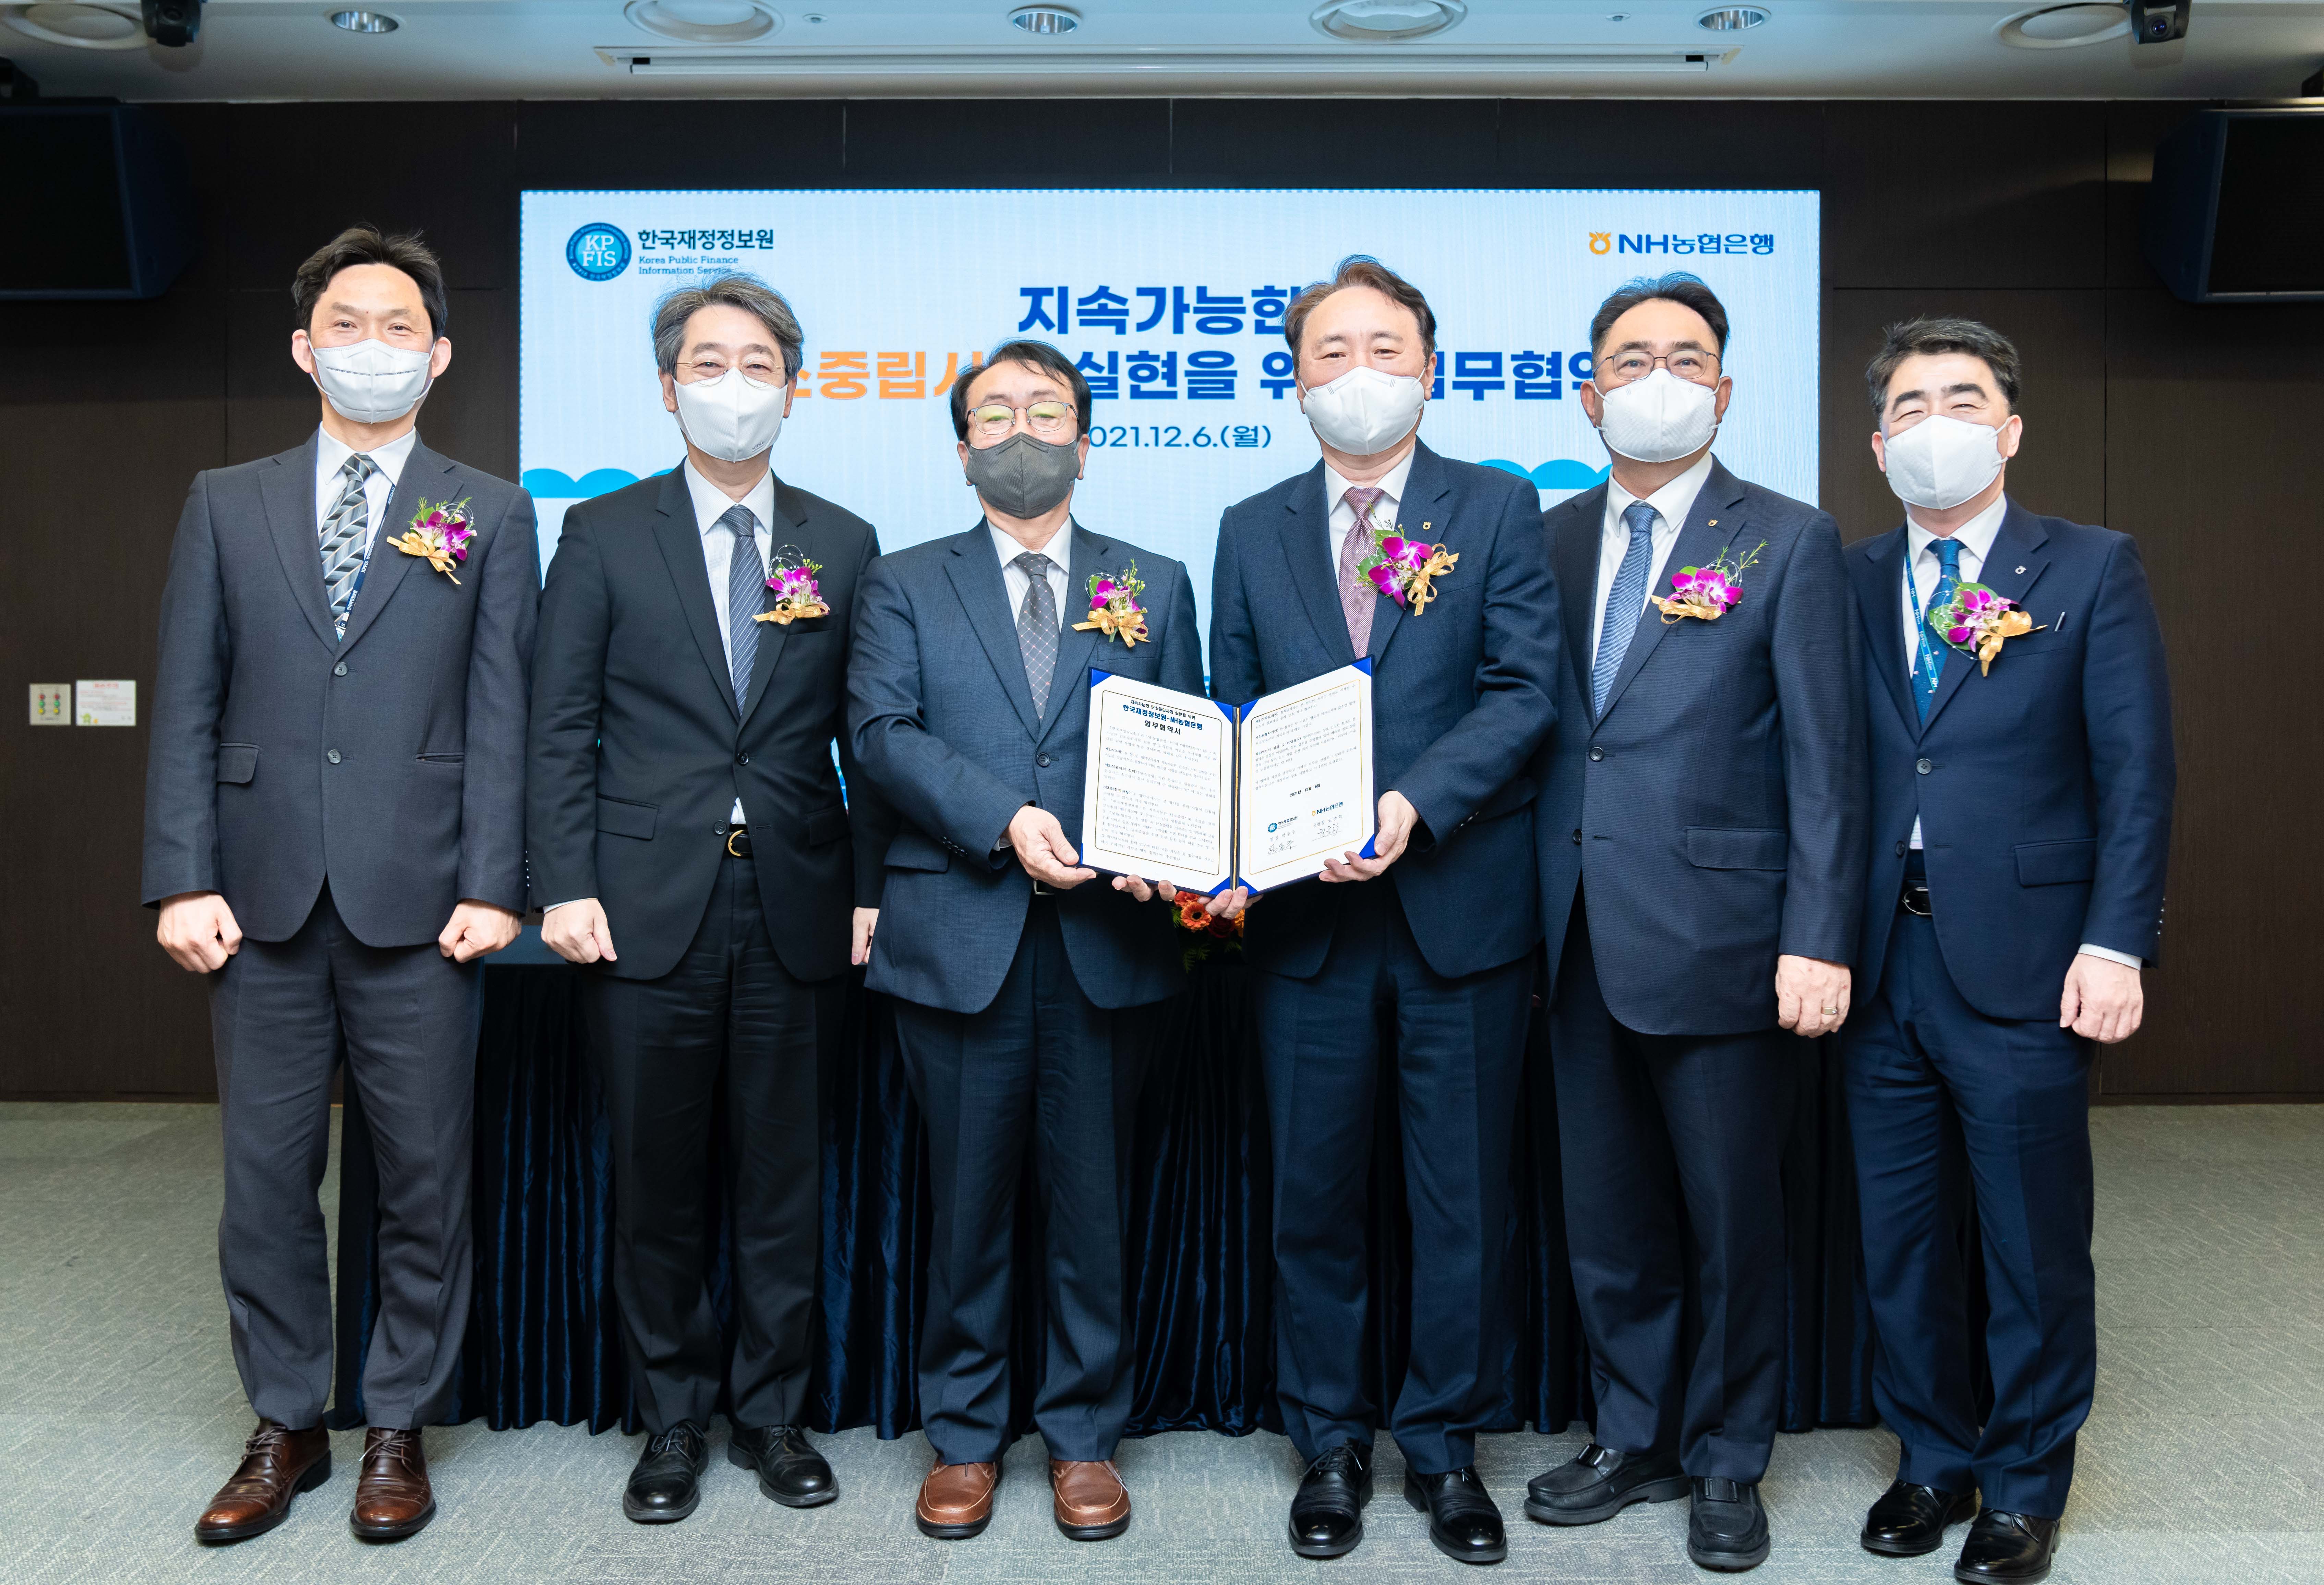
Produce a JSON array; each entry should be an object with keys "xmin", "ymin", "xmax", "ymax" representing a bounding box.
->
[{"xmin": 963, "ymin": 431, "xmax": 1081, "ymax": 520}]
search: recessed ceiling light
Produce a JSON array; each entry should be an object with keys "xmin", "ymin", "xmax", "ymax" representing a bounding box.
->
[
  {"xmin": 0, "ymin": 1, "xmax": 148, "ymax": 49},
  {"xmin": 1696, "ymin": 6, "xmax": 1769, "ymax": 29},
  {"xmin": 1607, "ymin": 12, "xmax": 1631, "ymax": 20},
  {"xmin": 1009, "ymin": 6, "xmax": 1079, "ymax": 33},
  {"xmin": 329, "ymin": 10, "xmax": 398, "ymax": 32},
  {"xmin": 1311, "ymin": 0, "xmax": 1468, "ymax": 44},
  {"xmin": 1995, "ymin": 1, "xmax": 2131, "ymax": 49},
  {"xmin": 625, "ymin": 0, "xmax": 779, "ymax": 45}
]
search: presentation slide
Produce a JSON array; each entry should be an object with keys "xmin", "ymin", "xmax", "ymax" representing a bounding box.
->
[{"xmin": 520, "ymin": 188, "xmax": 1820, "ymax": 628}]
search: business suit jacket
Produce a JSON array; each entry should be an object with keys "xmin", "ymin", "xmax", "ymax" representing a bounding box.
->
[
  {"xmin": 848, "ymin": 520, "xmax": 1202, "ymax": 1016},
  {"xmin": 1208, "ymin": 441, "xmax": 1562, "ymax": 982},
  {"xmin": 142, "ymin": 434, "xmax": 537, "ymax": 946},
  {"xmin": 1848, "ymin": 500, "xmax": 2174, "ymax": 1020},
  {"xmin": 1536, "ymin": 460, "xmax": 1867, "ymax": 1036},
  {"xmin": 529, "ymin": 464, "xmax": 890, "ymax": 985}
]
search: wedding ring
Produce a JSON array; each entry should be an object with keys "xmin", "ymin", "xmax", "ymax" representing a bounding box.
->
[{"xmin": 1820, "ymin": 1006, "xmax": 1840, "ymax": 1016}]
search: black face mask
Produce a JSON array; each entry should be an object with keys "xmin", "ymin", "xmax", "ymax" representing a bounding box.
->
[{"xmin": 963, "ymin": 431, "xmax": 1081, "ymax": 520}]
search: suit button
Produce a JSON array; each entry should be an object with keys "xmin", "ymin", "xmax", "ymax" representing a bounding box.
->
[
  {"xmin": 333, "ymin": 662, "xmax": 348, "ymax": 677},
  {"xmin": 1895, "ymin": 840, "xmax": 1907, "ymax": 857},
  {"xmin": 1588, "ymin": 746, "xmax": 1605, "ymax": 762},
  {"xmin": 1037, "ymin": 754, "xmax": 1053, "ymax": 768},
  {"xmin": 1916, "ymin": 757, "xmax": 1934, "ymax": 775},
  {"xmin": 736, "ymin": 752, "xmax": 751, "ymax": 766},
  {"xmin": 714, "ymin": 823, "xmax": 729, "ymax": 836},
  {"xmin": 326, "ymin": 749, "xmax": 341, "ymax": 765},
  {"xmin": 1572, "ymin": 829, "xmax": 1583, "ymax": 846}
]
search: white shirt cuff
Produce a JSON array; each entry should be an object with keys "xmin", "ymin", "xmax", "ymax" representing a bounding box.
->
[
  {"xmin": 2076, "ymin": 943, "xmax": 2142, "ymax": 969},
  {"xmin": 541, "ymin": 900, "xmax": 579, "ymax": 914}
]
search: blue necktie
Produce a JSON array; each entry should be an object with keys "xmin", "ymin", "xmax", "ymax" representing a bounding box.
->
[
  {"xmin": 1591, "ymin": 502, "xmax": 1658, "ymax": 715},
  {"xmin": 720, "ymin": 505, "xmax": 762, "ymax": 712},
  {"xmin": 1913, "ymin": 537, "xmax": 1963, "ymax": 722}
]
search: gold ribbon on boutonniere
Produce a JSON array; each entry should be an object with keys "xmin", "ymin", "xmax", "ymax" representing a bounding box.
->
[
  {"xmin": 752, "ymin": 546, "xmax": 831, "ymax": 625},
  {"xmin": 1073, "ymin": 562, "xmax": 1151, "ymax": 648},
  {"xmin": 383, "ymin": 498, "xmax": 477, "ymax": 584},
  {"xmin": 1355, "ymin": 523, "xmax": 1460, "ymax": 616},
  {"xmin": 1927, "ymin": 583, "xmax": 2046, "ymax": 676}
]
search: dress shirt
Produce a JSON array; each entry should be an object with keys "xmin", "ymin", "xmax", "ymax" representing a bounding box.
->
[
  {"xmin": 991, "ymin": 516, "xmax": 1074, "ymax": 624},
  {"xmin": 1591, "ymin": 449, "xmax": 1717, "ymax": 663},
  {"xmin": 1899, "ymin": 494, "xmax": 2136, "ymax": 968},
  {"xmin": 314, "ymin": 424, "xmax": 416, "ymax": 550},
  {"xmin": 688, "ymin": 459, "xmax": 776, "ymax": 826},
  {"xmin": 1323, "ymin": 448, "xmax": 1418, "ymax": 575}
]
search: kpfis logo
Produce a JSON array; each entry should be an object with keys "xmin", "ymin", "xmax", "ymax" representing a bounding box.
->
[
  {"xmin": 1588, "ymin": 229, "xmax": 1774, "ymax": 258},
  {"xmin": 567, "ymin": 222, "xmax": 632, "ymax": 282}
]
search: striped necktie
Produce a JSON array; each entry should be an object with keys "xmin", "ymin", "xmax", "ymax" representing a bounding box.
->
[
  {"xmin": 318, "ymin": 452, "xmax": 379, "ymax": 640},
  {"xmin": 720, "ymin": 504, "xmax": 763, "ymax": 712}
]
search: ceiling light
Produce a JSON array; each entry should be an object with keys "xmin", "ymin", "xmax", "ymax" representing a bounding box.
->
[
  {"xmin": 1009, "ymin": 6, "xmax": 1078, "ymax": 34},
  {"xmin": 329, "ymin": 9, "xmax": 397, "ymax": 32},
  {"xmin": 1312, "ymin": 0, "xmax": 1468, "ymax": 44},
  {"xmin": 0, "ymin": 1, "xmax": 148, "ymax": 49},
  {"xmin": 1696, "ymin": 6, "xmax": 1768, "ymax": 28},
  {"xmin": 625, "ymin": 0, "xmax": 778, "ymax": 45},
  {"xmin": 1995, "ymin": 2, "xmax": 2130, "ymax": 49}
]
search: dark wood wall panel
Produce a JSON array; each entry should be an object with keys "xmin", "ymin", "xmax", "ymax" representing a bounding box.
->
[{"xmin": 1, "ymin": 98, "xmax": 2312, "ymax": 1097}]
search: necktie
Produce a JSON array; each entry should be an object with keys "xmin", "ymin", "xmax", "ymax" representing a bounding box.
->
[
  {"xmin": 318, "ymin": 452, "xmax": 380, "ymax": 640},
  {"xmin": 1336, "ymin": 485, "xmax": 1386, "ymax": 659},
  {"xmin": 1591, "ymin": 502, "xmax": 1659, "ymax": 715},
  {"xmin": 1913, "ymin": 536, "xmax": 1964, "ymax": 722},
  {"xmin": 720, "ymin": 504, "xmax": 762, "ymax": 712},
  {"xmin": 1014, "ymin": 551, "xmax": 1060, "ymax": 721}
]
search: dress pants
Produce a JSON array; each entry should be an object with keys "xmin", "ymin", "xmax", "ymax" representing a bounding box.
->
[
  {"xmin": 890, "ymin": 900, "xmax": 1148, "ymax": 1465},
  {"xmin": 1256, "ymin": 883, "xmax": 1532, "ymax": 1475},
  {"xmin": 583, "ymin": 853, "xmax": 834, "ymax": 1434},
  {"xmin": 1845, "ymin": 892, "xmax": 2095, "ymax": 1520},
  {"xmin": 209, "ymin": 883, "xmax": 481, "ymax": 1431},
  {"xmin": 1550, "ymin": 891, "xmax": 1793, "ymax": 1483}
]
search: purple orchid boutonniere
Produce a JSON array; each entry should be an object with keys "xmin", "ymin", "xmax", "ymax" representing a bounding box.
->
[
  {"xmin": 1073, "ymin": 562, "xmax": 1150, "ymax": 648},
  {"xmin": 1354, "ymin": 523, "xmax": 1459, "ymax": 616},
  {"xmin": 1651, "ymin": 541, "xmax": 1765, "ymax": 624},
  {"xmin": 1928, "ymin": 582, "xmax": 2045, "ymax": 675},
  {"xmin": 383, "ymin": 498, "xmax": 476, "ymax": 584},
  {"xmin": 752, "ymin": 545, "xmax": 830, "ymax": 625}
]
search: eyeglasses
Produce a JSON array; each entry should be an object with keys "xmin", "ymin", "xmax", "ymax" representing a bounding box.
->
[
  {"xmin": 968, "ymin": 401, "xmax": 1075, "ymax": 440},
  {"xmin": 1593, "ymin": 349, "xmax": 1721, "ymax": 388}
]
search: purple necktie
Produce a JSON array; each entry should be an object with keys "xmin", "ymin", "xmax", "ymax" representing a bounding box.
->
[{"xmin": 1337, "ymin": 485, "xmax": 1386, "ymax": 658}]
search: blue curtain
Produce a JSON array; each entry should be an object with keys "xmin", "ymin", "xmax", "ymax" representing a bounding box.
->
[{"xmin": 329, "ymin": 962, "xmax": 1890, "ymax": 1438}]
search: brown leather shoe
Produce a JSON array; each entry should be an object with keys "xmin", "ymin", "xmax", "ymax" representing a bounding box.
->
[
  {"xmin": 1051, "ymin": 1458, "xmax": 1132, "ymax": 1541},
  {"xmin": 349, "ymin": 1427, "xmax": 436, "ymax": 1541},
  {"xmin": 915, "ymin": 1461, "xmax": 1000, "ymax": 1539},
  {"xmin": 194, "ymin": 1420, "xmax": 333, "ymax": 1542}
]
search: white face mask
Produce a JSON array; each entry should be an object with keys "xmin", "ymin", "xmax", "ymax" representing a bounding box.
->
[
  {"xmin": 1592, "ymin": 368, "xmax": 1720, "ymax": 465},
  {"xmin": 673, "ymin": 367, "xmax": 788, "ymax": 463},
  {"xmin": 1299, "ymin": 365, "xmax": 1428, "ymax": 458},
  {"xmin": 308, "ymin": 338, "xmax": 434, "ymax": 425},
  {"xmin": 1880, "ymin": 414, "xmax": 2007, "ymax": 511}
]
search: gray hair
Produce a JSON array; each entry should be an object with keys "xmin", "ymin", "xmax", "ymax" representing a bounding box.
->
[
  {"xmin": 651, "ymin": 273, "xmax": 804, "ymax": 380},
  {"xmin": 1865, "ymin": 315, "xmax": 2022, "ymax": 419}
]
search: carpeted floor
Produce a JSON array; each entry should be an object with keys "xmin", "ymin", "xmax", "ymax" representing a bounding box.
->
[{"xmin": 0, "ymin": 1102, "xmax": 2317, "ymax": 1584}]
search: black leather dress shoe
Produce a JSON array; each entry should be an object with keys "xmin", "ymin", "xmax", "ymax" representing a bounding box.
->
[
  {"xmin": 1688, "ymin": 1477, "xmax": 1770, "ymax": 1572},
  {"xmin": 1525, "ymin": 1443, "xmax": 1689, "ymax": 1525},
  {"xmin": 1404, "ymin": 1467, "xmax": 1507, "ymax": 1565},
  {"xmin": 1954, "ymin": 1510, "xmax": 2060, "ymax": 1583},
  {"xmin": 728, "ymin": 1424, "xmax": 836, "ymax": 1508},
  {"xmin": 623, "ymin": 1421, "xmax": 708, "ymax": 1524},
  {"xmin": 1863, "ymin": 1479, "xmax": 1978, "ymax": 1557},
  {"xmin": 1288, "ymin": 1443, "xmax": 1373, "ymax": 1559}
]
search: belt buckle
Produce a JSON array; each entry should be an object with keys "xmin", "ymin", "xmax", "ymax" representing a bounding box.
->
[
  {"xmin": 1031, "ymin": 878, "xmax": 1054, "ymax": 897},
  {"xmin": 725, "ymin": 828, "xmax": 750, "ymax": 858},
  {"xmin": 1901, "ymin": 884, "xmax": 1931, "ymax": 918}
]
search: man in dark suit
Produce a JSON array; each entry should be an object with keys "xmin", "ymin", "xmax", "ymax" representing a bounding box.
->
[
  {"xmin": 848, "ymin": 340, "xmax": 1200, "ymax": 1545},
  {"xmin": 1208, "ymin": 257, "xmax": 1561, "ymax": 1566},
  {"xmin": 1844, "ymin": 319, "xmax": 2172, "ymax": 1585},
  {"xmin": 1526, "ymin": 274, "xmax": 1865, "ymax": 1573},
  {"xmin": 144, "ymin": 225, "xmax": 536, "ymax": 1544},
  {"xmin": 528, "ymin": 275, "xmax": 888, "ymax": 1524}
]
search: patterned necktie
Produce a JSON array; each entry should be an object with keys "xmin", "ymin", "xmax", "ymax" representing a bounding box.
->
[
  {"xmin": 720, "ymin": 504, "xmax": 763, "ymax": 712},
  {"xmin": 318, "ymin": 452, "xmax": 380, "ymax": 640},
  {"xmin": 1336, "ymin": 485, "xmax": 1386, "ymax": 659},
  {"xmin": 1913, "ymin": 536, "xmax": 1964, "ymax": 722},
  {"xmin": 1591, "ymin": 501, "xmax": 1659, "ymax": 715},
  {"xmin": 1013, "ymin": 551, "xmax": 1060, "ymax": 721}
]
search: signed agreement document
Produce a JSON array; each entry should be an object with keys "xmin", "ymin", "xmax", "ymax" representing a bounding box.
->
[{"xmin": 1078, "ymin": 663, "xmax": 1375, "ymax": 894}]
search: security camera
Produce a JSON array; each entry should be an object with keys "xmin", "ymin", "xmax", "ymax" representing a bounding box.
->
[
  {"xmin": 2129, "ymin": 0, "xmax": 2189, "ymax": 44},
  {"xmin": 141, "ymin": 0, "xmax": 201, "ymax": 47}
]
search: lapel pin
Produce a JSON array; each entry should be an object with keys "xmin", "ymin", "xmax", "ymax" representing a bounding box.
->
[
  {"xmin": 1707, "ymin": 519, "xmax": 1718, "ymax": 527},
  {"xmin": 2015, "ymin": 565, "xmax": 2026, "ymax": 574}
]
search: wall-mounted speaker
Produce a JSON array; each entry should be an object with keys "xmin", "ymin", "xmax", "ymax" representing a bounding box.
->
[
  {"xmin": 2142, "ymin": 106, "xmax": 2324, "ymax": 303},
  {"xmin": 0, "ymin": 103, "xmax": 197, "ymax": 300}
]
